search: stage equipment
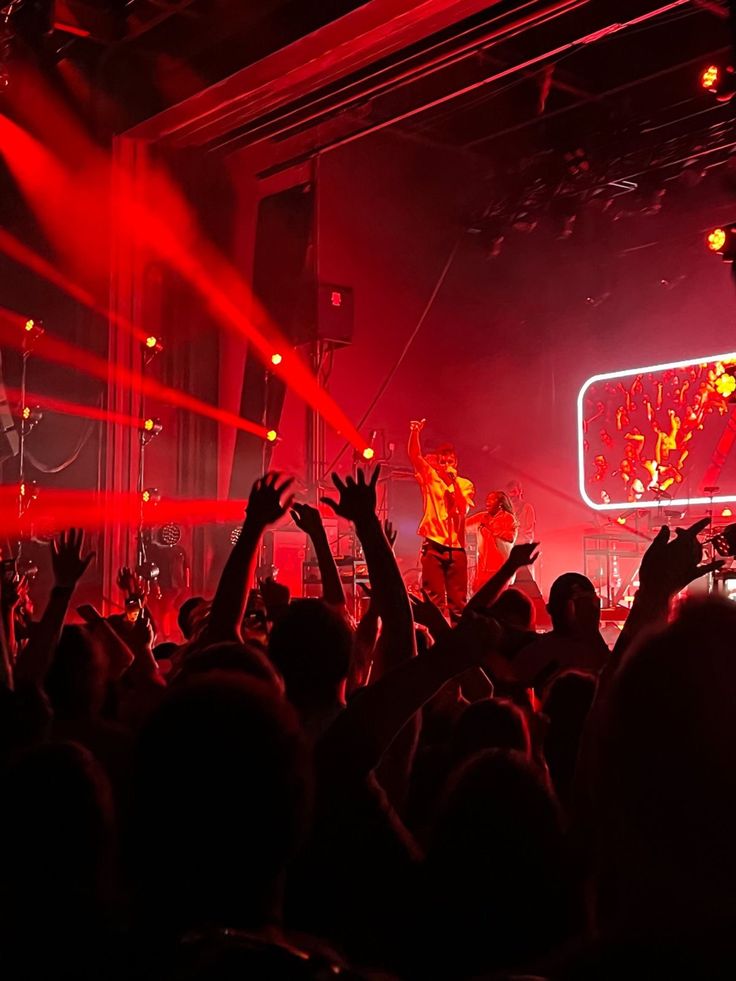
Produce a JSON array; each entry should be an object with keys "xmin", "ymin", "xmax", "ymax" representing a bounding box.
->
[
  {"xmin": 23, "ymin": 318, "xmax": 44, "ymax": 348},
  {"xmin": 20, "ymin": 404, "xmax": 42, "ymax": 431},
  {"xmin": 578, "ymin": 352, "xmax": 736, "ymax": 513},
  {"xmin": 701, "ymin": 64, "xmax": 736, "ymax": 102},
  {"xmin": 140, "ymin": 417, "xmax": 163, "ymax": 442},
  {"xmin": 229, "ymin": 183, "xmax": 317, "ymax": 500},
  {"xmin": 293, "ymin": 283, "xmax": 355, "ymax": 349},
  {"xmin": 302, "ymin": 556, "xmax": 357, "ymax": 598},
  {"xmin": 707, "ymin": 224, "xmax": 736, "ymax": 259},
  {"xmin": 143, "ymin": 336, "xmax": 164, "ymax": 362},
  {"xmin": 154, "ymin": 522, "xmax": 181, "ymax": 548},
  {"xmin": 584, "ymin": 521, "xmax": 649, "ymax": 612}
]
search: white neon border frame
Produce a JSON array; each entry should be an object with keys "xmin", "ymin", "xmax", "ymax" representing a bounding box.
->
[{"xmin": 577, "ymin": 351, "xmax": 736, "ymax": 511}]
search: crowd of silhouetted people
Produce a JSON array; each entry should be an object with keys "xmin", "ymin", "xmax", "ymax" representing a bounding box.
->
[{"xmin": 0, "ymin": 467, "xmax": 731, "ymax": 980}]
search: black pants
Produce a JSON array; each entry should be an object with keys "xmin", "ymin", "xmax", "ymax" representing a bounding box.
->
[{"xmin": 421, "ymin": 539, "xmax": 468, "ymax": 622}]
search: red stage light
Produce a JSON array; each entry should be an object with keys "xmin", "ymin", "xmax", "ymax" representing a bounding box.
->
[
  {"xmin": 266, "ymin": 429, "xmax": 278, "ymax": 443},
  {"xmin": 700, "ymin": 64, "xmax": 736, "ymax": 102},
  {"xmin": 270, "ymin": 353, "xmax": 283, "ymax": 366},
  {"xmin": 707, "ymin": 225, "xmax": 736, "ymax": 261},
  {"xmin": 141, "ymin": 417, "xmax": 163, "ymax": 439},
  {"xmin": 708, "ymin": 227, "xmax": 727, "ymax": 252},
  {"xmin": 716, "ymin": 373, "xmax": 736, "ymax": 397},
  {"xmin": 141, "ymin": 488, "xmax": 161, "ymax": 505},
  {"xmin": 722, "ymin": 508, "xmax": 733, "ymax": 517},
  {"xmin": 362, "ymin": 447, "xmax": 375, "ymax": 460},
  {"xmin": 702, "ymin": 65, "xmax": 719, "ymax": 90},
  {"xmin": 145, "ymin": 335, "xmax": 158, "ymax": 348},
  {"xmin": 330, "ymin": 291, "xmax": 342, "ymax": 307}
]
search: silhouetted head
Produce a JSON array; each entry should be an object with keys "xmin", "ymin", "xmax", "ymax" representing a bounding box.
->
[
  {"xmin": 542, "ymin": 670, "xmax": 596, "ymax": 807},
  {"xmin": 490, "ymin": 587, "xmax": 535, "ymax": 630},
  {"xmin": 595, "ymin": 598, "xmax": 736, "ymax": 932},
  {"xmin": 0, "ymin": 741, "xmax": 115, "ymax": 925},
  {"xmin": 548, "ymin": 573, "xmax": 600, "ymax": 635},
  {"xmin": 425, "ymin": 749, "xmax": 574, "ymax": 975},
  {"xmin": 268, "ymin": 599, "xmax": 351, "ymax": 712},
  {"xmin": 45, "ymin": 625, "xmax": 107, "ymax": 720},
  {"xmin": 178, "ymin": 596, "xmax": 208, "ymax": 640},
  {"xmin": 450, "ymin": 698, "xmax": 530, "ymax": 765},
  {"xmin": 132, "ymin": 674, "xmax": 310, "ymax": 934},
  {"xmin": 174, "ymin": 640, "xmax": 284, "ymax": 694}
]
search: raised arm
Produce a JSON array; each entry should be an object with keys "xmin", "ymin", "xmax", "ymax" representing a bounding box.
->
[
  {"xmin": 291, "ymin": 502, "xmax": 346, "ymax": 608},
  {"xmin": 608, "ymin": 518, "xmax": 721, "ymax": 681},
  {"xmin": 466, "ymin": 541, "xmax": 540, "ymax": 613},
  {"xmin": 319, "ymin": 615, "xmax": 501, "ymax": 782},
  {"xmin": 408, "ymin": 418, "xmax": 428, "ymax": 473},
  {"xmin": 202, "ymin": 472, "xmax": 293, "ymax": 645},
  {"xmin": 15, "ymin": 529, "xmax": 94, "ymax": 688},
  {"xmin": 322, "ymin": 466, "xmax": 415, "ymax": 676}
]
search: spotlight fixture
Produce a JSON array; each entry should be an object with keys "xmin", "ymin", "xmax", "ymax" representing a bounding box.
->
[
  {"xmin": 701, "ymin": 63, "xmax": 736, "ymax": 102},
  {"xmin": 20, "ymin": 404, "xmax": 43, "ymax": 430},
  {"xmin": 140, "ymin": 417, "xmax": 163, "ymax": 442},
  {"xmin": 141, "ymin": 487, "xmax": 161, "ymax": 505},
  {"xmin": 706, "ymin": 224, "xmax": 736, "ymax": 260},
  {"xmin": 154, "ymin": 522, "xmax": 181, "ymax": 547},
  {"xmin": 362, "ymin": 447, "xmax": 375, "ymax": 461},
  {"xmin": 22, "ymin": 318, "xmax": 44, "ymax": 349},
  {"xmin": 230, "ymin": 525, "xmax": 241, "ymax": 546},
  {"xmin": 266, "ymin": 429, "xmax": 278, "ymax": 443},
  {"xmin": 270, "ymin": 353, "xmax": 283, "ymax": 366},
  {"xmin": 142, "ymin": 335, "xmax": 163, "ymax": 361},
  {"xmin": 19, "ymin": 480, "xmax": 39, "ymax": 502}
]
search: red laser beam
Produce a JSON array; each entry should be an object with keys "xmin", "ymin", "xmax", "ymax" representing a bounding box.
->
[
  {"xmin": 0, "ymin": 308, "xmax": 270, "ymax": 439},
  {"xmin": 0, "ymin": 77, "xmax": 369, "ymax": 453},
  {"xmin": 4, "ymin": 387, "xmax": 147, "ymax": 432},
  {"xmin": 0, "ymin": 228, "xmax": 149, "ymax": 344},
  {"xmin": 0, "ymin": 487, "xmax": 253, "ymax": 541}
]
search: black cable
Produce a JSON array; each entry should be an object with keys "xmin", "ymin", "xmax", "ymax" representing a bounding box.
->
[{"xmin": 325, "ymin": 235, "xmax": 461, "ymax": 475}]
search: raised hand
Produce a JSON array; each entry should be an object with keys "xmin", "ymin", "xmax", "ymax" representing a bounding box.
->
[
  {"xmin": 117, "ymin": 566, "xmax": 142, "ymax": 596},
  {"xmin": 452, "ymin": 611, "xmax": 505, "ymax": 673},
  {"xmin": 410, "ymin": 589, "xmax": 449, "ymax": 636},
  {"xmin": 290, "ymin": 501, "xmax": 325, "ymax": 538},
  {"xmin": 321, "ymin": 466, "xmax": 381, "ymax": 525},
  {"xmin": 51, "ymin": 529, "xmax": 95, "ymax": 589},
  {"xmin": 1, "ymin": 572, "xmax": 26, "ymax": 611},
  {"xmin": 507, "ymin": 541, "xmax": 541, "ymax": 571},
  {"xmin": 245, "ymin": 472, "xmax": 294, "ymax": 530},
  {"xmin": 639, "ymin": 518, "xmax": 723, "ymax": 598},
  {"xmin": 258, "ymin": 575, "xmax": 291, "ymax": 615},
  {"xmin": 384, "ymin": 519, "xmax": 397, "ymax": 548}
]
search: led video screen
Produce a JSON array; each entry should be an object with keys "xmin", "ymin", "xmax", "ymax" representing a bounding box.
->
[{"xmin": 578, "ymin": 353, "xmax": 736, "ymax": 511}]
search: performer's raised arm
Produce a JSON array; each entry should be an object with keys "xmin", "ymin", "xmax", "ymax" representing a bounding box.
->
[{"xmin": 408, "ymin": 418, "xmax": 428, "ymax": 474}]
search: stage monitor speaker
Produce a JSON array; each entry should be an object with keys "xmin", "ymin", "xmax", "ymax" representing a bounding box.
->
[{"xmin": 292, "ymin": 283, "xmax": 354, "ymax": 348}]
